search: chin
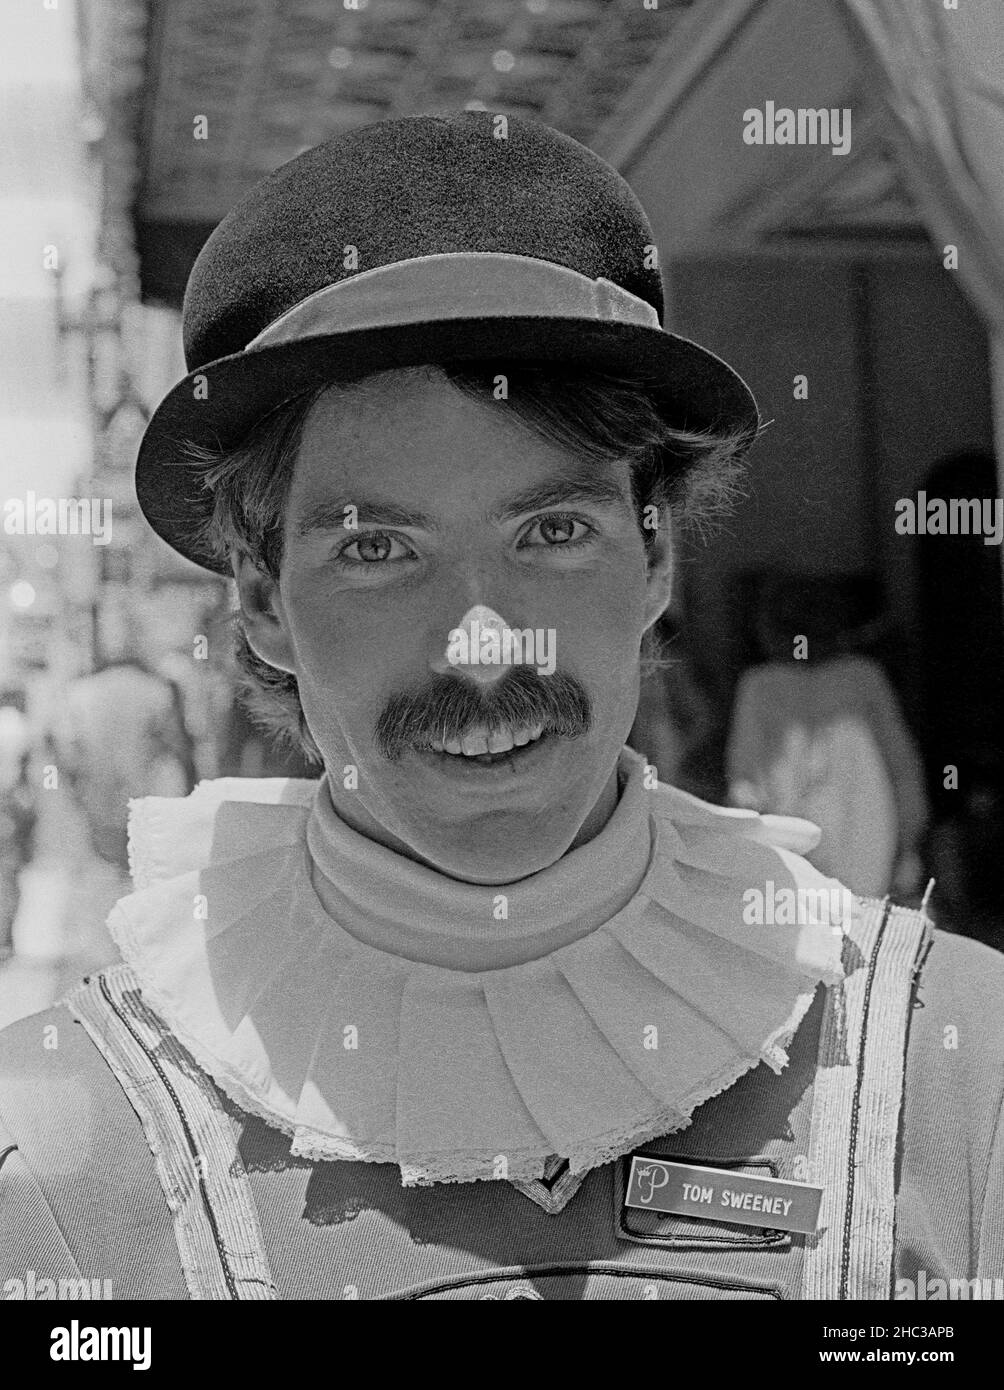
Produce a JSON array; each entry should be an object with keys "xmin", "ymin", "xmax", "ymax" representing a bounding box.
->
[{"xmin": 414, "ymin": 827, "xmax": 573, "ymax": 885}]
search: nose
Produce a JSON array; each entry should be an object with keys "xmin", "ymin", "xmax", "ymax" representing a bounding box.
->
[{"xmin": 430, "ymin": 604, "xmax": 511, "ymax": 686}]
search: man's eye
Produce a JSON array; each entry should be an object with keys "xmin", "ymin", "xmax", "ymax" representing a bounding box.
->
[
  {"xmin": 335, "ymin": 532, "xmax": 413, "ymax": 564},
  {"xmin": 520, "ymin": 514, "xmax": 595, "ymax": 548}
]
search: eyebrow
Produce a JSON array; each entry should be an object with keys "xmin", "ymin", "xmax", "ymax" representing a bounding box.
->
[{"xmin": 293, "ymin": 472, "xmax": 632, "ymax": 539}]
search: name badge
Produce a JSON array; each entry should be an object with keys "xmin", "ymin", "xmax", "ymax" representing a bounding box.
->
[{"xmin": 625, "ymin": 1157, "xmax": 823, "ymax": 1235}]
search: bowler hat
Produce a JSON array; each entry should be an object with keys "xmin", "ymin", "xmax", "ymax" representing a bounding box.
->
[{"xmin": 136, "ymin": 110, "xmax": 759, "ymax": 574}]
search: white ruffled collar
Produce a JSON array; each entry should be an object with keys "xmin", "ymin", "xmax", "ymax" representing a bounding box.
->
[{"xmin": 109, "ymin": 746, "xmax": 845, "ymax": 1186}]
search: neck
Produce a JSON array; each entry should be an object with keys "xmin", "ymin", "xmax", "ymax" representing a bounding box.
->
[
  {"xmin": 323, "ymin": 760, "xmax": 623, "ymax": 884},
  {"xmin": 305, "ymin": 746, "xmax": 652, "ymax": 970}
]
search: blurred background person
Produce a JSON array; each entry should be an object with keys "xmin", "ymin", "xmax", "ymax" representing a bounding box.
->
[
  {"xmin": 54, "ymin": 657, "xmax": 196, "ymax": 871},
  {"xmin": 8, "ymin": 658, "xmax": 194, "ymax": 988},
  {"xmin": 726, "ymin": 572, "xmax": 929, "ymax": 900},
  {"xmin": 0, "ymin": 694, "xmax": 36, "ymax": 964}
]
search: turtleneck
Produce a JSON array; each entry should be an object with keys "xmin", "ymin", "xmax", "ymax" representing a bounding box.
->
[{"xmin": 305, "ymin": 747, "xmax": 653, "ymax": 972}]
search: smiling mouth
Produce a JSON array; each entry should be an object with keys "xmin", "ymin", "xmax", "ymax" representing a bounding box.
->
[{"xmin": 418, "ymin": 722, "xmax": 548, "ymax": 765}]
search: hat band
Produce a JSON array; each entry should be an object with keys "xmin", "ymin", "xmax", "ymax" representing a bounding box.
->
[{"xmin": 245, "ymin": 252, "xmax": 661, "ymax": 351}]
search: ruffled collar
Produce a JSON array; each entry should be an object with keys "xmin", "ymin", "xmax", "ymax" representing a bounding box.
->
[{"xmin": 108, "ymin": 746, "xmax": 845, "ymax": 1186}]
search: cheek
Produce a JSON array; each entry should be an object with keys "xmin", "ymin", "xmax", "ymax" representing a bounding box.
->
[
  {"xmin": 281, "ymin": 584, "xmax": 412, "ymax": 738},
  {"xmin": 548, "ymin": 564, "xmax": 648, "ymax": 706},
  {"xmin": 561, "ymin": 551, "xmax": 648, "ymax": 643}
]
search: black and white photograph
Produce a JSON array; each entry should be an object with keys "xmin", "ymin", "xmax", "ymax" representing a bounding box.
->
[{"xmin": 0, "ymin": 0, "xmax": 1002, "ymax": 1352}]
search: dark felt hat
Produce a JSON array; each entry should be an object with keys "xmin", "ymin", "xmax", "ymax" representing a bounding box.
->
[{"xmin": 136, "ymin": 110, "xmax": 759, "ymax": 574}]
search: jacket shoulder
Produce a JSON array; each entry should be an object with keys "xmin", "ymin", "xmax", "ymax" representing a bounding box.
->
[
  {"xmin": 0, "ymin": 995, "xmax": 188, "ymax": 1298},
  {"xmin": 902, "ymin": 928, "xmax": 1004, "ymax": 1154},
  {"xmin": 0, "ymin": 998, "xmax": 140, "ymax": 1166},
  {"xmin": 914, "ymin": 928, "xmax": 1004, "ymax": 1043}
]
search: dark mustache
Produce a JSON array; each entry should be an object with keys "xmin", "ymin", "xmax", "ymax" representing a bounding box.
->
[{"xmin": 375, "ymin": 665, "xmax": 591, "ymax": 761}]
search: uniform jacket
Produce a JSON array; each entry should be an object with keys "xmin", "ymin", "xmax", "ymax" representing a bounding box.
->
[{"xmin": 1, "ymin": 757, "xmax": 1002, "ymax": 1300}]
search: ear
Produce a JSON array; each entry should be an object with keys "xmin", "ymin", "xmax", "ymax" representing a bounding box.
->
[
  {"xmin": 232, "ymin": 553, "xmax": 298, "ymax": 675},
  {"xmin": 641, "ymin": 507, "xmax": 674, "ymax": 633}
]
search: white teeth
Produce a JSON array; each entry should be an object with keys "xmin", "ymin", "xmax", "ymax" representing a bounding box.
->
[{"xmin": 431, "ymin": 724, "xmax": 546, "ymax": 757}]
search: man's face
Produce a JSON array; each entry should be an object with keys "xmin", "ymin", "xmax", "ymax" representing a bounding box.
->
[{"xmin": 239, "ymin": 369, "xmax": 672, "ymax": 883}]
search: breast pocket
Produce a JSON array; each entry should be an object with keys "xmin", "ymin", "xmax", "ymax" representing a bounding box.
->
[{"xmin": 614, "ymin": 1153, "xmax": 793, "ymax": 1252}]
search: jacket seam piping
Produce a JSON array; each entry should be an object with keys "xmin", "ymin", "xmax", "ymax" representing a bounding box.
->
[
  {"xmin": 97, "ymin": 973, "xmax": 239, "ymax": 1300},
  {"xmin": 838, "ymin": 899, "xmax": 892, "ymax": 1299}
]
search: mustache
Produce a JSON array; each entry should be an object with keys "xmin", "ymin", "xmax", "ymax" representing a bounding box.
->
[{"xmin": 374, "ymin": 665, "xmax": 591, "ymax": 761}]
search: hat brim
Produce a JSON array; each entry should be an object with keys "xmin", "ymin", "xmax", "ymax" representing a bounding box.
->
[{"xmin": 136, "ymin": 316, "xmax": 759, "ymax": 576}]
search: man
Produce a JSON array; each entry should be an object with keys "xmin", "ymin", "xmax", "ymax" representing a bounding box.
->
[
  {"xmin": 0, "ymin": 699, "xmax": 34, "ymax": 962},
  {"xmin": 1, "ymin": 112, "xmax": 1001, "ymax": 1301},
  {"xmin": 56, "ymin": 660, "xmax": 195, "ymax": 870}
]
